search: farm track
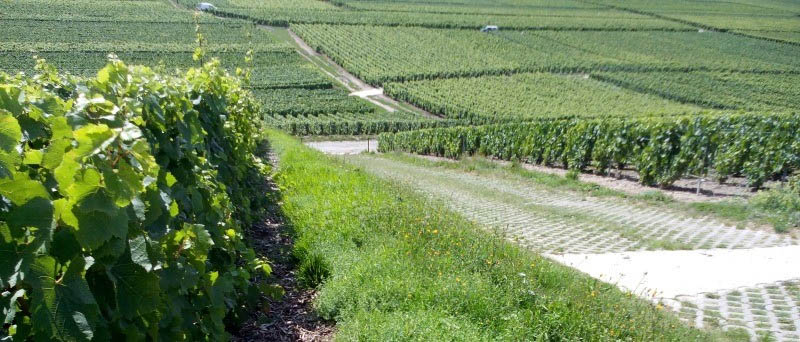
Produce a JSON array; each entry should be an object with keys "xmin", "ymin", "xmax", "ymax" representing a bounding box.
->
[
  {"xmin": 676, "ymin": 279, "xmax": 800, "ymax": 342},
  {"xmin": 346, "ymin": 155, "xmax": 797, "ymax": 254},
  {"xmin": 344, "ymin": 153, "xmax": 800, "ymax": 341},
  {"xmin": 284, "ymin": 28, "xmax": 439, "ymax": 118}
]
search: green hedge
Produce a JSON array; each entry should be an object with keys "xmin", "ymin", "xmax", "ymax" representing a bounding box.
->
[
  {"xmin": 0, "ymin": 60, "xmax": 273, "ymax": 340},
  {"xmin": 379, "ymin": 114, "xmax": 800, "ymax": 188}
]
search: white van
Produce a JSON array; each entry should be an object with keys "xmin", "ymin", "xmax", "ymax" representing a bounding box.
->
[{"xmin": 196, "ymin": 2, "xmax": 217, "ymax": 11}]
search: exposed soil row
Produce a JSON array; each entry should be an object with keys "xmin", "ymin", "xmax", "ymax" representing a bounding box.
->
[{"xmin": 234, "ymin": 150, "xmax": 335, "ymax": 342}]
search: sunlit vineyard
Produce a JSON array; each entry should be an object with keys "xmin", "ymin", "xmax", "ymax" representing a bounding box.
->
[
  {"xmin": 3, "ymin": 0, "xmax": 800, "ymax": 340},
  {"xmin": 592, "ymin": 72, "xmax": 800, "ymax": 112},
  {"xmin": 379, "ymin": 113, "xmax": 800, "ymax": 188},
  {"xmin": 292, "ymin": 24, "xmax": 800, "ymax": 84},
  {"xmin": 592, "ymin": 0, "xmax": 800, "ymax": 44},
  {"xmin": 385, "ymin": 73, "xmax": 710, "ymax": 121}
]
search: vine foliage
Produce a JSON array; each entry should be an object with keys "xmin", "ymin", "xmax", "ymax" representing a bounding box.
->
[
  {"xmin": 379, "ymin": 114, "xmax": 800, "ymax": 188},
  {"xmin": 1, "ymin": 58, "xmax": 273, "ymax": 340}
]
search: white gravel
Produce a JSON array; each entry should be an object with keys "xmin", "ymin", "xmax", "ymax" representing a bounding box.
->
[
  {"xmin": 305, "ymin": 140, "xmax": 377, "ymax": 155},
  {"xmin": 350, "ymin": 88, "xmax": 383, "ymax": 97}
]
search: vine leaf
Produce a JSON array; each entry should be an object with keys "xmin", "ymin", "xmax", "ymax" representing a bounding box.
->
[
  {"xmin": 0, "ymin": 111, "xmax": 22, "ymax": 179},
  {"xmin": 72, "ymin": 190, "xmax": 129, "ymax": 251},
  {"xmin": 29, "ymin": 256, "xmax": 100, "ymax": 342}
]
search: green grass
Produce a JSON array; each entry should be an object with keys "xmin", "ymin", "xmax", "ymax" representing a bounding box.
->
[
  {"xmin": 267, "ymin": 130, "xmax": 727, "ymax": 340},
  {"xmin": 690, "ymin": 188, "xmax": 800, "ymax": 234}
]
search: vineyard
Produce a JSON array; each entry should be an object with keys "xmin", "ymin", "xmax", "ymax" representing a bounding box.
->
[
  {"xmin": 1, "ymin": 0, "xmax": 220, "ymax": 23},
  {"xmin": 177, "ymin": 0, "xmax": 694, "ymax": 31},
  {"xmin": 292, "ymin": 24, "xmax": 800, "ymax": 84},
  {"xmin": 591, "ymin": 72, "xmax": 800, "ymax": 112},
  {"xmin": 3, "ymin": 0, "xmax": 800, "ymax": 340},
  {"xmin": 1, "ymin": 0, "xmax": 434, "ymax": 137},
  {"xmin": 592, "ymin": 0, "xmax": 800, "ymax": 44},
  {"xmin": 379, "ymin": 113, "xmax": 800, "ymax": 188},
  {"xmin": 266, "ymin": 112, "xmax": 460, "ymax": 136},
  {"xmin": 0, "ymin": 59, "xmax": 274, "ymax": 340},
  {"xmin": 385, "ymin": 73, "xmax": 710, "ymax": 121}
]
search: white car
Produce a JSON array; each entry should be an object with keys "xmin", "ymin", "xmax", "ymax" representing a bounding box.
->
[
  {"xmin": 196, "ymin": 2, "xmax": 217, "ymax": 11},
  {"xmin": 480, "ymin": 25, "xmax": 499, "ymax": 33}
]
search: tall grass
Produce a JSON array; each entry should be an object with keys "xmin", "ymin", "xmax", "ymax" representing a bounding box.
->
[{"xmin": 267, "ymin": 130, "xmax": 730, "ymax": 341}]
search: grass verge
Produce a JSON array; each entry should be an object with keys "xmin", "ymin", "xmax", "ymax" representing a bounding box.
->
[{"xmin": 267, "ymin": 130, "xmax": 731, "ymax": 341}]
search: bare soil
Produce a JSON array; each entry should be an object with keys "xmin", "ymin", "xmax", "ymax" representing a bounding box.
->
[{"xmin": 233, "ymin": 151, "xmax": 334, "ymax": 342}]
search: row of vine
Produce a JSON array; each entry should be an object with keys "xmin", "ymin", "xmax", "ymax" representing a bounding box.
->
[
  {"xmin": 379, "ymin": 113, "xmax": 800, "ymax": 188},
  {"xmin": 1, "ymin": 60, "xmax": 275, "ymax": 340}
]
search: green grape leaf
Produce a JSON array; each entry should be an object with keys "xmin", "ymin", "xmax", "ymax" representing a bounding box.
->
[
  {"xmin": 42, "ymin": 139, "xmax": 71, "ymax": 171},
  {"xmin": 54, "ymin": 156, "xmax": 80, "ymax": 194},
  {"xmin": 22, "ymin": 149, "xmax": 43, "ymax": 165},
  {"xmin": 72, "ymin": 190, "xmax": 129, "ymax": 250},
  {"xmin": 65, "ymin": 168, "xmax": 101, "ymax": 204},
  {"xmin": 0, "ymin": 173, "xmax": 50, "ymax": 205},
  {"xmin": 51, "ymin": 228, "xmax": 81, "ymax": 265},
  {"xmin": 110, "ymin": 254, "xmax": 160, "ymax": 320},
  {"xmin": 0, "ymin": 112, "xmax": 22, "ymax": 179},
  {"xmin": 0, "ymin": 111, "xmax": 22, "ymax": 152},
  {"xmin": 16, "ymin": 115, "xmax": 48, "ymax": 143},
  {"xmin": 0, "ymin": 151, "xmax": 20, "ymax": 180},
  {"xmin": 0, "ymin": 223, "xmax": 23, "ymax": 288},
  {"xmin": 72, "ymin": 124, "xmax": 115, "ymax": 160},
  {"xmin": 48, "ymin": 116, "xmax": 72, "ymax": 141},
  {"xmin": 128, "ymin": 234, "xmax": 153, "ymax": 272},
  {"xmin": 3, "ymin": 289, "xmax": 25, "ymax": 325},
  {"xmin": 101, "ymin": 165, "xmax": 134, "ymax": 207},
  {"xmin": 36, "ymin": 95, "xmax": 69, "ymax": 118},
  {"xmin": 7, "ymin": 197, "xmax": 53, "ymax": 239},
  {"xmin": 54, "ymin": 198, "xmax": 78, "ymax": 229},
  {"xmin": 0, "ymin": 85, "xmax": 24, "ymax": 116},
  {"xmin": 29, "ymin": 256, "xmax": 100, "ymax": 342}
]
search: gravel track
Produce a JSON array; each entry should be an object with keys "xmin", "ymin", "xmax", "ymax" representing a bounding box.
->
[{"xmin": 348, "ymin": 155, "xmax": 797, "ymax": 253}]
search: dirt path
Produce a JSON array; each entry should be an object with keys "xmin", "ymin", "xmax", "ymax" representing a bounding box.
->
[
  {"xmin": 227, "ymin": 147, "xmax": 334, "ymax": 341},
  {"xmin": 285, "ymin": 29, "xmax": 439, "ymax": 118},
  {"xmin": 343, "ymin": 153, "xmax": 800, "ymax": 341}
]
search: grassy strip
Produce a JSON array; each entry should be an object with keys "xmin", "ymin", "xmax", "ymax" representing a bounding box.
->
[
  {"xmin": 266, "ymin": 130, "xmax": 726, "ymax": 341},
  {"xmin": 378, "ymin": 152, "xmax": 800, "ymax": 234}
]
